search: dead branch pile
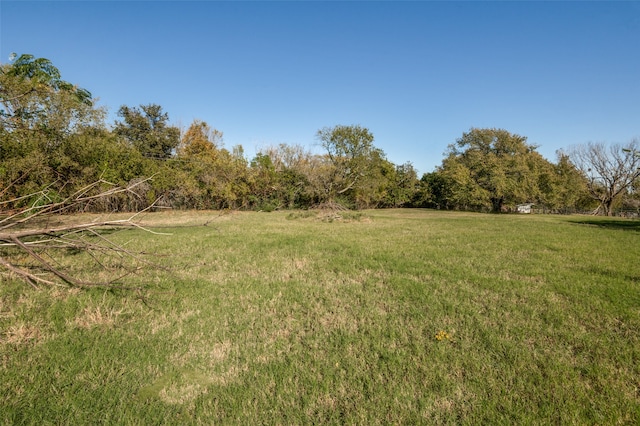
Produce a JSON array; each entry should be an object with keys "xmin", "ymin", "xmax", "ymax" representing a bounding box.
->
[
  {"xmin": 311, "ymin": 201, "xmax": 350, "ymax": 211},
  {"xmin": 310, "ymin": 201, "xmax": 352, "ymax": 221},
  {"xmin": 0, "ymin": 178, "xmax": 161, "ymax": 288}
]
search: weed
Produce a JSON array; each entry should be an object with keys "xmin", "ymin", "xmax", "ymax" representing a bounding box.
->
[{"xmin": 434, "ymin": 330, "xmax": 451, "ymax": 341}]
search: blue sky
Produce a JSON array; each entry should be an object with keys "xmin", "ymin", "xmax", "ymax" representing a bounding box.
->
[{"xmin": 2, "ymin": 1, "xmax": 639, "ymax": 175}]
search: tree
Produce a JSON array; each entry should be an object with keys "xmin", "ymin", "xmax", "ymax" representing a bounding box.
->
[
  {"xmin": 567, "ymin": 140, "xmax": 640, "ymax": 216},
  {"xmin": 351, "ymin": 154, "xmax": 396, "ymax": 209},
  {"xmin": 114, "ymin": 104, "xmax": 180, "ymax": 159},
  {"xmin": 416, "ymin": 171, "xmax": 451, "ymax": 209},
  {"xmin": 262, "ymin": 143, "xmax": 310, "ymax": 173},
  {"xmin": 436, "ymin": 156, "xmax": 490, "ymax": 211},
  {"xmin": 1, "ymin": 53, "xmax": 96, "ymax": 137},
  {"xmin": 439, "ymin": 128, "xmax": 549, "ymax": 212},
  {"xmin": 257, "ymin": 144, "xmax": 314, "ymax": 209},
  {"xmin": 178, "ymin": 119, "xmax": 223, "ymax": 158},
  {"xmin": 171, "ymin": 120, "xmax": 252, "ymax": 210},
  {"xmin": 1, "ymin": 53, "xmax": 102, "ymax": 163},
  {"xmin": 1, "ymin": 54, "xmax": 109, "ymax": 204},
  {"xmin": 623, "ymin": 147, "xmax": 640, "ymax": 158},
  {"xmin": 316, "ymin": 125, "xmax": 384, "ymax": 206},
  {"xmin": 249, "ymin": 152, "xmax": 281, "ymax": 210},
  {"xmin": 534, "ymin": 152, "xmax": 589, "ymax": 213},
  {"xmin": 387, "ymin": 162, "xmax": 419, "ymax": 208}
]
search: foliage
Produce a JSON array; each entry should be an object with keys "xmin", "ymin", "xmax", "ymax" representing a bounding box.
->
[
  {"xmin": 177, "ymin": 119, "xmax": 222, "ymax": 158},
  {"xmin": 114, "ymin": 104, "xmax": 180, "ymax": 159},
  {"xmin": 316, "ymin": 125, "xmax": 386, "ymax": 204},
  {"xmin": 0, "ymin": 54, "xmax": 108, "ymax": 205},
  {"xmin": 0, "ymin": 53, "xmax": 633, "ymax": 215},
  {"xmin": 170, "ymin": 120, "xmax": 251, "ymax": 210},
  {"xmin": 0, "ymin": 54, "xmax": 96, "ymax": 138},
  {"xmin": 259, "ymin": 144, "xmax": 316, "ymax": 209},
  {"xmin": 444, "ymin": 128, "xmax": 541, "ymax": 211},
  {"xmin": 537, "ymin": 152, "xmax": 591, "ymax": 213},
  {"xmin": 428, "ymin": 128, "xmax": 589, "ymax": 213},
  {"xmin": 388, "ymin": 162, "xmax": 420, "ymax": 207}
]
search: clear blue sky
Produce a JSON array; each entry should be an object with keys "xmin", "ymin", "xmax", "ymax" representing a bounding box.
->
[{"xmin": 2, "ymin": 1, "xmax": 639, "ymax": 175}]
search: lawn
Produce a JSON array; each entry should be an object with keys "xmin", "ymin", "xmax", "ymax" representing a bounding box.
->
[{"xmin": 1, "ymin": 209, "xmax": 639, "ymax": 424}]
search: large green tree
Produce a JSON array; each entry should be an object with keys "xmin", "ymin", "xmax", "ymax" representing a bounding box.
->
[
  {"xmin": 114, "ymin": 104, "xmax": 180, "ymax": 159},
  {"xmin": 172, "ymin": 120, "xmax": 249, "ymax": 209},
  {"xmin": 390, "ymin": 162, "xmax": 420, "ymax": 207},
  {"xmin": 316, "ymin": 124, "xmax": 385, "ymax": 206},
  {"xmin": 534, "ymin": 152, "xmax": 589, "ymax": 213},
  {"xmin": 255, "ymin": 144, "xmax": 314, "ymax": 209},
  {"xmin": 438, "ymin": 128, "xmax": 553, "ymax": 212},
  {"xmin": 0, "ymin": 54, "xmax": 107, "ymax": 203},
  {"xmin": 0, "ymin": 54, "xmax": 96, "ymax": 137},
  {"xmin": 351, "ymin": 155, "xmax": 405, "ymax": 209}
]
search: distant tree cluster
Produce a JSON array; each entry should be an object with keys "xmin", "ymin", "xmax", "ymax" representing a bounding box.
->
[{"xmin": 2, "ymin": 54, "xmax": 639, "ymax": 215}]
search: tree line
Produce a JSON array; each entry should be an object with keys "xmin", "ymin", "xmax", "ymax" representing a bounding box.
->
[{"xmin": 2, "ymin": 54, "xmax": 639, "ymax": 215}]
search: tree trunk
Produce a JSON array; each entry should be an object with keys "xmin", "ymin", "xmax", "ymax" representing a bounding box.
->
[
  {"xmin": 491, "ymin": 196, "xmax": 504, "ymax": 213},
  {"xmin": 603, "ymin": 199, "xmax": 614, "ymax": 216}
]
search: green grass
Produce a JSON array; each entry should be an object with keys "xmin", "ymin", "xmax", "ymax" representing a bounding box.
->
[{"xmin": 1, "ymin": 209, "xmax": 639, "ymax": 424}]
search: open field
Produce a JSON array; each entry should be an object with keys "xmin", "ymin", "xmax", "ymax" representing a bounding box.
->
[{"xmin": 1, "ymin": 209, "xmax": 639, "ymax": 424}]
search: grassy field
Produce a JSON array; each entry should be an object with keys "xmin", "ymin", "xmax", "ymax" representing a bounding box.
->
[{"xmin": 1, "ymin": 209, "xmax": 639, "ymax": 424}]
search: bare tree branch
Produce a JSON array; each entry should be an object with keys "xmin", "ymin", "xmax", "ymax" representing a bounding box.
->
[
  {"xmin": 568, "ymin": 140, "xmax": 640, "ymax": 216},
  {"xmin": 0, "ymin": 178, "xmax": 165, "ymax": 288}
]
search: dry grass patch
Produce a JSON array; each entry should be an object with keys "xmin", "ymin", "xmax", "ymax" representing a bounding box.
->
[
  {"xmin": 0, "ymin": 287, "xmax": 84, "ymax": 347},
  {"xmin": 49, "ymin": 210, "xmax": 233, "ymax": 229},
  {"xmin": 422, "ymin": 388, "xmax": 476, "ymax": 422},
  {"xmin": 143, "ymin": 363, "xmax": 243, "ymax": 406},
  {"xmin": 146, "ymin": 307, "xmax": 201, "ymax": 336},
  {"xmin": 170, "ymin": 339, "xmax": 232, "ymax": 368},
  {"xmin": 159, "ymin": 381, "xmax": 209, "ymax": 405},
  {"xmin": 133, "ymin": 209, "xmax": 241, "ymax": 228},
  {"xmin": 47, "ymin": 286, "xmax": 82, "ymax": 300},
  {"xmin": 70, "ymin": 306, "xmax": 124, "ymax": 329},
  {"xmin": 3, "ymin": 322, "xmax": 43, "ymax": 345}
]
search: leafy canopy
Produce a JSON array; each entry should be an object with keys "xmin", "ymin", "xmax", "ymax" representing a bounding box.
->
[
  {"xmin": 114, "ymin": 104, "xmax": 180, "ymax": 159},
  {"xmin": 1, "ymin": 53, "xmax": 97, "ymax": 137},
  {"xmin": 316, "ymin": 124, "xmax": 384, "ymax": 201},
  {"xmin": 440, "ymin": 128, "xmax": 551, "ymax": 212}
]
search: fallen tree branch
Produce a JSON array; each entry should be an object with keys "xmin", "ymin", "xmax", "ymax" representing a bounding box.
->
[{"xmin": 0, "ymin": 178, "xmax": 165, "ymax": 288}]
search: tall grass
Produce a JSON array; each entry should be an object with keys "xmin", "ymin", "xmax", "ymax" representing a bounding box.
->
[{"xmin": 1, "ymin": 209, "xmax": 638, "ymax": 424}]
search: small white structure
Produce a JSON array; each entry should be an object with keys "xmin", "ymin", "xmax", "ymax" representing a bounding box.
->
[{"xmin": 517, "ymin": 203, "xmax": 534, "ymax": 214}]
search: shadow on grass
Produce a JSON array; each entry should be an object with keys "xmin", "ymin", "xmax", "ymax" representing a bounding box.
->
[
  {"xmin": 582, "ymin": 265, "xmax": 640, "ymax": 285},
  {"xmin": 571, "ymin": 218, "xmax": 640, "ymax": 232}
]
